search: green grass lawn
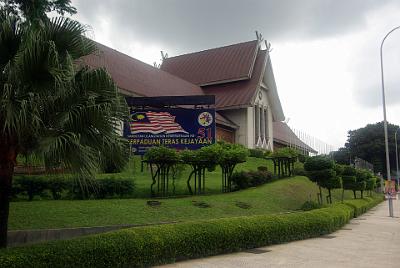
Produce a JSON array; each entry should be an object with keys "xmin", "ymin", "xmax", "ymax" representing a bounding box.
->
[{"xmin": 9, "ymin": 175, "xmax": 365, "ymax": 230}]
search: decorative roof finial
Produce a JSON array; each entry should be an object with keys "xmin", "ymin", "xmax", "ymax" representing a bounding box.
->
[{"xmin": 160, "ymin": 51, "xmax": 168, "ymax": 61}]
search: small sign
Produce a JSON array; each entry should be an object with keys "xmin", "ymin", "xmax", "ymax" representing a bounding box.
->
[{"xmin": 385, "ymin": 180, "xmax": 397, "ymax": 200}]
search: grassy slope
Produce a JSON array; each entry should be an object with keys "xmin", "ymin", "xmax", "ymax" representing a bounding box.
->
[{"xmin": 9, "ymin": 175, "xmax": 361, "ymax": 230}]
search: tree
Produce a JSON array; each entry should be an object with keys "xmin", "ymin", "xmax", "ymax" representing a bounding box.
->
[
  {"xmin": 330, "ymin": 147, "xmax": 351, "ymax": 165},
  {"xmin": 304, "ymin": 156, "xmax": 338, "ymax": 204},
  {"xmin": 354, "ymin": 169, "xmax": 369, "ymax": 199},
  {"xmin": 0, "ymin": 8, "xmax": 127, "ymax": 247},
  {"xmin": 341, "ymin": 166, "xmax": 357, "ymax": 200},
  {"xmin": 1, "ymin": 0, "xmax": 76, "ymax": 21},
  {"xmin": 345, "ymin": 121, "xmax": 399, "ymax": 177}
]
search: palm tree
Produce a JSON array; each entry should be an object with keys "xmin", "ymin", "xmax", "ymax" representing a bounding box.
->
[{"xmin": 0, "ymin": 12, "xmax": 128, "ymax": 248}]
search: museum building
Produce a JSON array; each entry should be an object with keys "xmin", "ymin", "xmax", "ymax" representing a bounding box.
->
[{"xmin": 82, "ymin": 39, "xmax": 315, "ymax": 153}]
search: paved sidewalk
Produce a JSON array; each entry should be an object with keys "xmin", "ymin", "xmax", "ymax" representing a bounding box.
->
[{"xmin": 160, "ymin": 198, "xmax": 400, "ymax": 268}]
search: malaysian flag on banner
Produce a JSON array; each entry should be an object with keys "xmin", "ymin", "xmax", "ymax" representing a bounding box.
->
[{"xmin": 130, "ymin": 111, "xmax": 188, "ymax": 134}]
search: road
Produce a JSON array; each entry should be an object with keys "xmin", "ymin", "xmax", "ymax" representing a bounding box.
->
[{"xmin": 160, "ymin": 198, "xmax": 400, "ymax": 268}]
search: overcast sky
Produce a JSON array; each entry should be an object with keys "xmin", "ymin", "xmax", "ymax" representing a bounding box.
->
[{"xmin": 72, "ymin": 0, "xmax": 400, "ymax": 149}]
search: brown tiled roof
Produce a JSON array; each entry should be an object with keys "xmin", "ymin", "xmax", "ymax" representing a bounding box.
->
[
  {"xmin": 81, "ymin": 42, "xmax": 204, "ymax": 97},
  {"xmin": 161, "ymin": 40, "xmax": 259, "ymax": 86},
  {"xmin": 202, "ymin": 50, "xmax": 267, "ymax": 109},
  {"xmin": 273, "ymin": 122, "xmax": 317, "ymax": 153}
]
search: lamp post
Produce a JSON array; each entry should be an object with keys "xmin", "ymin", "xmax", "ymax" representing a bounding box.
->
[
  {"xmin": 395, "ymin": 128, "xmax": 400, "ymax": 189},
  {"xmin": 380, "ymin": 26, "xmax": 400, "ymax": 218}
]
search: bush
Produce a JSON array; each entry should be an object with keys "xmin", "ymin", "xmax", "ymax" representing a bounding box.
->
[
  {"xmin": 69, "ymin": 176, "xmax": 135, "ymax": 199},
  {"xmin": 94, "ymin": 177, "xmax": 135, "ymax": 199},
  {"xmin": 306, "ymin": 169, "xmax": 336, "ymax": 183},
  {"xmin": 257, "ymin": 166, "xmax": 268, "ymax": 172},
  {"xmin": 180, "ymin": 146, "xmax": 220, "ymax": 172},
  {"xmin": 215, "ymin": 142, "xmax": 249, "ymax": 165},
  {"xmin": 231, "ymin": 170, "xmax": 273, "ymax": 190},
  {"xmin": 45, "ymin": 176, "xmax": 69, "ymax": 200},
  {"xmin": 13, "ymin": 175, "xmax": 135, "ymax": 200},
  {"xmin": 247, "ymin": 170, "xmax": 273, "ymax": 186},
  {"xmin": 144, "ymin": 146, "xmax": 179, "ymax": 163},
  {"xmin": 271, "ymin": 147, "xmax": 299, "ymax": 158},
  {"xmin": 344, "ymin": 196, "xmax": 383, "ymax": 217},
  {"xmin": 304, "ymin": 156, "xmax": 334, "ymax": 171},
  {"xmin": 333, "ymin": 164, "xmax": 344, "ymax": 176},
  {"xmin": 297, "ymin": 154, "xmax": 308, "ymax": 163},
  {"xmin": 292, "ymin": 162, "xmax": 307, "ymax": 176},
  {"xmin": 248, "ymin": 149, "xmax": 265, "ymax": 158},
  {"xmin": 304, "ymin": 156, "xmax": 338, "ymax": 204},
  {"xmin": 13, "ymin": 176, "xmax": 47, "ymax": 201},
  {"xmin": 230, "ymin": 171, "xmax": 252, "ymax": 189},
  {"xmin": 0, "ymin": 198, "xmax": 382, "ymax": 268},
  {"xmin": 365, "ymin": 177, "xmax": 376, "ymax": 192}
]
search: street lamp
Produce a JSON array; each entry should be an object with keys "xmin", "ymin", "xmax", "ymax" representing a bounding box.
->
[
  {"xmin": 395, "ymin": 128, "xmax": 400, "ymax": 189},
  {"xmin": 380, "ymin": 26, "xmax": 400, "ymax": 218}
]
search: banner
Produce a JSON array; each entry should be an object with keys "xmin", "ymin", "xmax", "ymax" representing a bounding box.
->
[
  {"xmin": 123, "ymin": 108, "xmax": 216, "ymax": 155},
  {"xmin": 384, "ymin": 180, "xmax": 397, "ymax": 200}
]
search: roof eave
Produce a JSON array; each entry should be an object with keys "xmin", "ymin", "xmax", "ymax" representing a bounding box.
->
[{"xmin": 199, "ymin": 76, "xmax": 250, "ymax": 87}]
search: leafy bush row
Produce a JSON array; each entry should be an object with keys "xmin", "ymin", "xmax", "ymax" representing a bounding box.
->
[
  {"xmin": 231, "ymin": 169, "xmax": 273, "ymax": 190},
  {"xmin": 145, "ymin": 142, "xmax": 248, "ymax": 167},
  {"xmin": 248, "ymin": 148, "xmax": 271, "ymax": 158},
  {"xmin": 304, "ymin": 156, "xmax": 378, "ymax": 204},
  {"xmin": 12, "ymin": 175, "xmax": 135, "ymax": 200},
  {"xmin": 0, "ymin": 197, "xmax": 382, "ymax": 268}
]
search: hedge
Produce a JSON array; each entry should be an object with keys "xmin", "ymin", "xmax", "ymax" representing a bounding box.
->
[
  {"xmin": 12, "ymin": 175, "xmax": 135, "ymax": 200},
  {"xmin": 343, "ymin": 196, "xmax": 383, "ymax": 217},
  {"xmin": 0, "ymin": 196, "xmax": 383, "ymax": 268}
]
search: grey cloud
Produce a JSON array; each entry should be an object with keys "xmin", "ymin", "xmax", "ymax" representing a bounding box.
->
[
  {"xmin": 72, "ymin": 0, "xmax": 397, "ymax": 55},
  {"xmin": 352, "ymin": 30, "xmax": 400, "ymax": 108}
]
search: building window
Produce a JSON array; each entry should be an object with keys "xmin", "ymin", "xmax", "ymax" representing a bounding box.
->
[
  {"xmin": 264, "ymin": 108, "xmax": 268, "ymax": 141},
  {"xmin": 261, "ymin": 106, "xmax": 265, "ymax": 141},
  {"xmin": 255, "ymin": 105, "xmax": 260, "ymax": 142}
]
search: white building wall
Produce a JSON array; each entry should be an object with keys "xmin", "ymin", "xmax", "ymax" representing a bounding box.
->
[{"xmin": 219, "ymin": 109, "xmax": 246, "ymax": 145}]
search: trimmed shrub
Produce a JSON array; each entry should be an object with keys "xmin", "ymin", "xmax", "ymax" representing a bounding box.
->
[
  {"xmin": 13, "ymin": 175, "xmax": 135, "ymax": 200},
  {"xmin": 45, "ymin": 176, "xmax": 69, "ymax": 200},
  {"xmin": 304, "ymin": 156, "xmax": 334, "ymax": 171},
  {"xmin": 231, "ymin": 170, "xmax": 273, "ymax": 190},
  {"xmin": 271, "ymin": 147, "xmax": 299, "ymax": 158},
  {"xmin": 304, "ymin": 156, "xmax": 338, "ymax": 204},
  {"xmin": 257, "ymin": 166, "xmax": 268, "ymax": 172},
  {"xmin": 248, "ymin": 149, "xmax": 265, "ymax": 158},
  {"xmin": 95, "ymin": 177, "xmax": 135, "ymax": 199},
  {"xmin": 365, "ymin": 177, "xmax": 378, "ymax": 191},
  {"xmin": 247, "ymin": 170, "xmax": 273, "ymax": 186},
  {"xmin": 230, "ymin": 171, "xmax": 252, "ymax": 190},
  {"xmin": 344, "ymin": 196, "xmax": 383, "ymax": 217},
  {"xmin": 69, "ymin": 176, "xmax": 135, "ymax": 199},
  {"xmin": 334, "ymin": 164, "xmax": 345, "ymax": 176},
  {"xmin": 144, "ymin": 146, "xmax": 179, "ymax": 163},
  {"xmin": 13, "ymin": 176, "xmax": 47, "ymax": 201},
  {"xmin": 306, "ymin": 169, "xmax": 336, "ymax": 183},
  {"xmin": 0, "ymin": 198, "xmax": 382, "ymax": 268}
]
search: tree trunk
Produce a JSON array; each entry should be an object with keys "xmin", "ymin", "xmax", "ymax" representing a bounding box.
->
[
  {"xmin": 341, "ymin": 189, "xmax": 344, "ymax": 203},
  {"xmin": 353, "ymin": 190, "xmax": 356, "ymax": 199},
  {"xmin": 328, "ymin": 189, "xmax": 332, "ymax": 204},
  {"xmin": 319, "ymin": 186, "xmax": 323, "ymax": 204},
  {"xmin": 0, "ymin": 139, "xmax": 17, "ymax": 248}
]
